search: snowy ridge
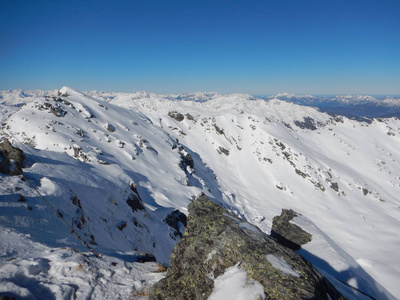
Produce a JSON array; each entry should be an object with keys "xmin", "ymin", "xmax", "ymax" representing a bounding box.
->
[{"xmin": 1, "ymin": 87, "xmax": 400, "ymax": 299}]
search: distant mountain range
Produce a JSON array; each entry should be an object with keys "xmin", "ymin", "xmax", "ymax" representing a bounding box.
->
[
  {"xmin": 257, "ymin": 93, "xmax": 400, "ymax": 119},
  {"xmin": 0, "ymin": 87, "xmax": 399, "ymax": 299},
  {"xmin": 3, "ymin": 89, "xmax": 399, "ymax": 119}
]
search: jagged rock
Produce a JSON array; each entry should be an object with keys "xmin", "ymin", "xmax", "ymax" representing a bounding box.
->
[
  {"xmin": 149, "ymin": 196, "xmax": 345, "ymax": 300},
  {"xmin": 168, "ymin": 111, "xmax": 185, "ymax": 122},
  {"xmin": 126, "ymin": 182, "xmax": 145, "ymax": 212},
  {"xmin": 58, "ymin": 91, "xmax": 70, "ymax": 97},
  {"xmin": 213, "ymin": 123, "xmax": 224, "ymax": 135},
  {"xmin": 330, "ymin": 181, "xmax": 339, "ymax": 192},
  {"xmin": 164, "ymin": 209, "xmax": 187, "ymax": 238},
  {"xmin": 36, "ymin": 101, "xmax": 67, "ymax": 117},
  {"xmin": 271, "ymin": 209, "xmax": 312, "ymax": 251},
  {"xmin": 183, "ymin": 153, "xmax": 194, "ymax": 169},
  {"xmin": 179, "ymin": 148, "xmax": 194, "ymax": 170},
  {"xmin": 72, "ymin": 145, "xmax": 90, "ymax": 162},
  {"xmin": 0, "ymin": 138, "xmax": 25, "ymax": 175}
]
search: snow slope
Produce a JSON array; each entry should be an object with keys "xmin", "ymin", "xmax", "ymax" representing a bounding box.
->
[
  {"xmin": 1, "ymin": 87, "xmax": 400, "ymax": 299},
  {"xmin": 108, "ymin": 91, "xmax": 400, "ymax": 299}
]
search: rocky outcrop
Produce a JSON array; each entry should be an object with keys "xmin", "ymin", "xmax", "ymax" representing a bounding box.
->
[
  {"xmin": 168, "ymin": 111, "xmax": 185, "ymax": 122},
  {"xmin": 294, "ymin": 117, "xmax": 321, "ymax": 130},
  {"xmin": 0, "ymin": 138, "xmax": 25, "ymax": 175},
  {"xmin": 149, "ymin": 196, "xmax": 345, "ymax": 300},
  {"xmin": 126, "ymin": 182, "xmax": 145, "ymax": 212},
  {"xmin": 271, "ymin": 209, "xmax": 312, "ymax": 251}
]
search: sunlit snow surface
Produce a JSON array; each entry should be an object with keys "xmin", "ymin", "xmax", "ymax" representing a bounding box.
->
[
  {"xmin": 0, "ymin": 226, "xmax": 164, "ymax": 299},
  {"xmin": 1, "ymin": 87, "xmax": 400, "ymax": 299},
  {"xmin": 208, "ymin": 263, "xmax": 265, "ymax": 300}
]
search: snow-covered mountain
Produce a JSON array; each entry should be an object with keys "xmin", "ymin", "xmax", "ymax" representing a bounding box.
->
[{"xmin": 1, "ymin": 87, "xmax": 399, "ymax": 299}]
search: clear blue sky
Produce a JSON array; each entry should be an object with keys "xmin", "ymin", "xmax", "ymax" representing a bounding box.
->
[{"xmin": 1, "ymin": 0, "xmax": 399, "ymax": 94}]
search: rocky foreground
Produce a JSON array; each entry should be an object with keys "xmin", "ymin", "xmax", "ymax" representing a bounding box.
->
[{"xmin": 149, "ymin": 196, "xmax": 345, "ymax": 300}]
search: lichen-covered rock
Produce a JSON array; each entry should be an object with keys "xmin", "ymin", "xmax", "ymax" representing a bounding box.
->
[
  {"xmin": 149, "ymin": 196, "xmax": 345, "ymax": 300},
  {"xmin": 271, "ymin": 209, "xmax": 312, "ymax": 251},
  {"xmin": 0, "ymin": 138, "xmax": 25, "ymax": 175}
]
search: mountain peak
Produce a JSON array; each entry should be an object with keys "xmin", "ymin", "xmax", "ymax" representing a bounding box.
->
[{"xmin": 59, "ymin": 86, "xmax": 84, "ymax": 97}]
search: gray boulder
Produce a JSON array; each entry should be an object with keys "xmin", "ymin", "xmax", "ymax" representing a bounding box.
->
[{"xmin": 149, "ymin": 196, "xmax": 345, "ymax": 300}]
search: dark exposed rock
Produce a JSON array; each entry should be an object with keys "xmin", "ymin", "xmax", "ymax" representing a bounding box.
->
[
  {"xmin": 271, "ymin": 209, "xmax": 312, "ymax": 251},
  {"xmin": 36, "ymin": 101, "xmax": 67, "ymax": 117},
  {"xmin": 274, "ymin": 138, "xmax": 286, "ymax": 150},
  {"xmin": 295, "ymin": 168, "xmax": 308, "ymax": 178},
  {"xmin": 164, "ymin": 209, "xmax": 187, "ymax": 238},
  {"xmin": 106, "ymin": 123, "xmax": 116, "ymax": 132},
  {"xmin": 330, "ymin": 181, "xmax": 339, "ymax": 192},
  {"xmin": 149, "ymin": 196, "xmax": 345, "ymax": 300},
  {"xmin": 72, "ymin": 145, "xmax": 90, "ymax": 162},
  {"xmin": 168, "ymin": 111, "xmax": 185, "ymax": 122},
  {"xmin": 213, "ymin": 123, "xmax": 224, "ymax": 135},
  {"xmin": 126, "ymin": 182, "xmax": 145, "ymax": 212},
  {"xmin": 185, "ymin": 113, "xmax": 194, "ymax": 121},
  {"xmin": 217, "ymin": 146, "xmax": 229, "ymax": 156},
  {"xmin": 58, "ymin": 91, "xmax": 70, "ymax": 97},
  {"xmin": 362, "ymin": 188, "xmax": 370, "ymax": 196},
  {"xmin": 0, "ymin": 138, "xmax": 25, "ymax": 175},
  {"xmin": 71, "ymin": 195, "xmax": 86, "ymax": 228},
  {"xmin": 17, "ymin": 195, "xmax": 26, "ymax": 202},
  {"xmin": 126, "ymin": 196, "xmax": 145, "ymax": 212},
  {"xmin": 294, "ymin": 117, "xmax": 320, "ymax": 130},
  {"xmin": 183, "ymin": 153, "xmax": 194, "ymax": 169},
  {"xmin": 136, "ymin": 253, "xmax": 157, "ymax": 263},
  {"xmin": 179, "ymin": 147, "xmax": 194, "ymax": 171}
]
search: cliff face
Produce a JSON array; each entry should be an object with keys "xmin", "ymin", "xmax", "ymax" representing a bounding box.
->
[{"xmin": 149, "ymin": 196, "xmax": 346, "ymax": 300}]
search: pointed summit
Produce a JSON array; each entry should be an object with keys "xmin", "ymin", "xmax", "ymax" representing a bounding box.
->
[{"xmin": 58, "ymin": 86, "xmax": 84, "ymax": 97}]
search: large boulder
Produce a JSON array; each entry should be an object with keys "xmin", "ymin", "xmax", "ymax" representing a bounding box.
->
[
  {"xmin": 149, "ymin": 196, "xmax": 345, "ymax": 300},
  {"xmin": 271, "ymin": 209, "xmax": 312, "ymax": 251},
  {"xmin": 0, "ymin": 138, "xmax": 25, "ymax": 175}
]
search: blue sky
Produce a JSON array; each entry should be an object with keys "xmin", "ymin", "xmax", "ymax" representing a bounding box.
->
[{"xmin": 1, "ymin": 0, "xmax": 399, "ymax": 94}]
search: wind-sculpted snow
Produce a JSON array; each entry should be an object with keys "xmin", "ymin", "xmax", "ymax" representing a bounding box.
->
[{"xmin": 1, "ymin": 87, "xmax": 400, "ymax": 299}]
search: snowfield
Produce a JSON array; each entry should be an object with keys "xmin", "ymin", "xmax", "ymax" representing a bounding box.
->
[{"xmin": 1, "ymin": 87, "xmax": 400, "ymax": 299}]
